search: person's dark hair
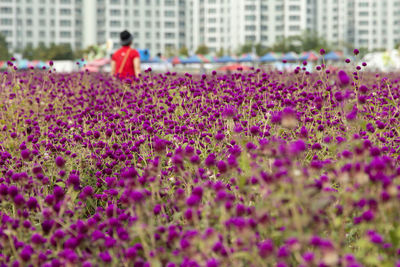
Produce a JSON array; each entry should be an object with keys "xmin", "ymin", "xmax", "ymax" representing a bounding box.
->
[{"xmin": 120, "ymin": 30, "xmax": 133, "ymax": 47}]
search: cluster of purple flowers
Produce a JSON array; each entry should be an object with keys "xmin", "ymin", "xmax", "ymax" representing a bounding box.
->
[{"xmin": 0, "ymin": 56, "xmax": 399, "ymax": 266}]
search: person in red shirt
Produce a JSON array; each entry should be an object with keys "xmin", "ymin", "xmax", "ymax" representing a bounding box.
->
[{"xmin": 111, "ymin": 30, "xmax": 141, "ymax": 79}]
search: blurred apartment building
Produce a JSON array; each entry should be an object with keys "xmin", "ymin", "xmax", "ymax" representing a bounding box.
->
[{"xmin": 1, "ymin": 0, "xmax": 400, "ymax": 55}]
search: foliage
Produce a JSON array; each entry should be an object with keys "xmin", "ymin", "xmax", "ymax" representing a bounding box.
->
[
  {"xmin": 239, "ymin": 43, "xmax": 253, "ymax": 54},
  {"xmin": 195, "ymin": 44, "xmax": 209, "ymax": 55},
  {"xmin": 22, "ymin": 43, "xmax": 75, "ymax": 61},
  {"xmin": 0, "ymin": 32, "xmax": 11, "ymax": 60},
  {"xmin": 216, "ymin": 47, "xmax": 225, "ymax": 57},
  {"xmin": 238, "ymin": 43, "xmax": 269, "ymax": 56},
  {"xmin": 178, "ymin": 46, "xmax": 189, "ymax": 57},
  {"xmin": 271, "ymin": 31, "xmax": 330, "ymax": 53},
  {"xmin": 0, "ymin": 58, "xmax": 400, "ymax": 266}
]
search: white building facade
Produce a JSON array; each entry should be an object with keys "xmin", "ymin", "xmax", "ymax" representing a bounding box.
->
[
  {"xmin": 0, "ymin": 0, "xmax": 83, "ymax": 51},
  {"xmin": 1, "ymin": 0, "xmax": 400, "ymax": 56}
]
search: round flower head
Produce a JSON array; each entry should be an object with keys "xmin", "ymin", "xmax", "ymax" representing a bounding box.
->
[
  {"xmin": 338, "ymin": 70, "xmax": 350, "ymax": 86},
  {"xmin": 55, "ymin": 156, "xmax": 66, "ymax": 168}
]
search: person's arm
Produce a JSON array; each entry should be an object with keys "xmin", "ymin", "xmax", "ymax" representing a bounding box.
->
[
  {"xmin": 111, "ymin": 60, "xmax": 116, "ymax": 76},
  {"xmin": 134, "ymin": 57, "xmax": 141, "ymax": 78}
]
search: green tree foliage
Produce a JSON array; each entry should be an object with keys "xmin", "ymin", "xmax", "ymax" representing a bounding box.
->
[
  {"xmin": 22, "ymin": 43, "xmax": 75, "ymax": 60},
  {"xmin": 0, "ymin": 33, "xmax": 11, "ymax": 60},
  {"xmin": 216, "ymin": 47, "xmax": 225, "ymax": 57},
  {"xmin": 255, "ymin": 44, "xmax": 269, "ymax": 56},
  {"xmin": 239, "ymin": 43, "xmax": 270, "ymax": 56},
  {"xmin": 195, "ymin": 44, "xmax": 209, "ymax": 55},
  {"xmin": 271, "ymin": 31, "xmax": 330, "ymax": 53},
  {"xmin": 22, "ymin": 43, "xmax": 35, "ymax": 60},
  {"xmin": 240, "ymin": 44, "xmax": 253, "ymax": 54},
  {"xmin": 178, "ymin": 46, "xmax": 189, "ymax": 57}
]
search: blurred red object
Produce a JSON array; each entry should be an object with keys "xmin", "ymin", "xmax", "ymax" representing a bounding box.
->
[{"xmin": 218, "ymin": 64, "xmax": 251, "ymax": 71}]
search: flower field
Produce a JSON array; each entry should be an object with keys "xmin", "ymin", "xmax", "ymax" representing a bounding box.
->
[{"xmin": 0, "ymin": 59, "xmax": 400, "ymax": 266}]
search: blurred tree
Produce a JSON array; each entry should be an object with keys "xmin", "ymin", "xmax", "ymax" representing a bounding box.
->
[
  {"xmin": 271, "ymin": 31, "xmax": 330, "ymax": 53},
  {"xmin": 178, "ymin": 46, "xmax": 189, "ymax": 57},
  {"xmin": 300, "ymin": 30, "xmax": 329, "ymax": 52},
  {"xmin": 195, "ymin": 44, "xmax": 209, "ymax": 55},
  {"xmin": 22, "ymin": 43, "xmax": 35, "ymax": 60},
  {"xmin": 255, "ymin": 43, "xmax": 269, "ymax": 56},
  {"xmin": 216, "ymin": 47, "xmax": 225, "ymax": 57},
  {"xmin": 47, "ymin": 43, "xmax": 74, "ymax": 60},
  {"xmin": 240, "ymin": 43, "xmax": 253, "ymax": 54},
  {"xmin": 34, "ymin": 42, "xmax": 49, "ymax": 60},
  {"xmin": 0, "ymin": 33, "xmax": 11, "ymax": 60},
  {"xmin": 22, "ymin": 43, "xmax": 75, "ymax": 60}
]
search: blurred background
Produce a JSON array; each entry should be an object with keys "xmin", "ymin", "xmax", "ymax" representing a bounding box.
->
[{"xmin": 1, "ymin": 0, "xmax": 400, "ymax": 73}]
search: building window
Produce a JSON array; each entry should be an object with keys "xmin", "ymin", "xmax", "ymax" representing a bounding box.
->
[
  {"xmin": 0, "ymin": 18, "xmax": 12, "ymax": 25},
  {"xmin": 0, "ymin": 7, "xmax": 12, "ymax": 13},
  {"xmin": 289, "ymin": 15, "xmax": 300, "ymax": 21},
  {"xmin": 245, "ymin": 35, "xmax": 256, "ymax": 42},
  {"xmin": 60, "ymin": 9, "xmax": 72, "ymax": 15},
  {"xmin": 245, "ymin": 25, "xmax": 256, "ymax": 31},
  {"xmin": 110, "ymin": 9, "xmax": 121, "ymax": 16},
  {"xmin": 60, "ymin": 20, "xmax": 71, "ymax": 27},
  {"xmin": 245, "ymin": 15, "xmax": 256, "ymax": 21},
  {"xmin": 60, "ymin": 31, "xmax": 71, "ymax": 38},
  {"xmin": 245, "ymin": 5, "xmax": 256, "ymax": 11},
  {"xmin": 289, "ymin": 5, "xmax": 300, "ymax": 11},
  {"xmin": 289, "ymin": 25, "xmax": 300, "ymax": 31},
  {"xmin": 164, "ymin": 10, "xmax": 175, "ymax": 17},
  {"xmin": 165, "ymin": 21, "xmax": 175, "ymax": 28},
  {"xmin": 110, "ymin": 20, "xmax": 121, "ymax": 27},
  {"xmin": 165, "ymin": 32, "xmax": 175, "ymax": 39}
]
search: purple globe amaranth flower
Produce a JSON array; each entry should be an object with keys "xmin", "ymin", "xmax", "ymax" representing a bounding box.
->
[
  {"xmin": 125, "ymin": 247, "xmax": 137, "ymax": 259},
  {"xmin": 217, "ymin": 160, "xmax": 227, "ymax": 173},
  {"xmin": 320, "ymin": 49, "xmax": 326, "ymax": 55},
  {"xmin": 249, "ymin": 125, "xmax": 260, "ymax": 136},
  {"xmin": 67, "ymin": 174, "xmax": 80, "ymax": 188},
  {"xmin": 206, "ymin": 258, "xmax": 219, "ymax": 267},
  {"xmin": 205, "ymin": 153, "xmax": 216, "ymax": 166},
  {"xmin": 99, "ymin": 251, "xmax": 112, "ymax": 263},
  {"xmin": 215, "ymin": 132, "xmax": 225, "ymax": 141},
  {"xmin": 346, "ymin": 106, "xmax": 358, "ymax": 121},
  {"xmin": 20, "ymin": 245, "xmax": 33, "ymax": 262},
  {"xmin": 362, "ymin": 210, "xmax": 374, "ymax": 221},
  {"xmin": 334, "ymin": 91, "xmax": 344, "ymax": 102},
  {"xmin": 31, "ymin": 233, "xmax": 47, "ymax": 244},
  {"xmin": 353, "ymin": 49, "xmax": 359, "ymax": 55},
  {"xmin": 359, "ymin": 85, "xmax": 369, "ymax": 94},
  {"xmin": 338, "ymin": 70, "xmax": 350, "ymax": 86},
  {"xmin": 290, "ymin": 140, "xmax": 306, "ymax": 155},
  {"xmin": 303, "ymin": 251, "xmax": 314, "ymax": 262},
  {"xmin": 186, "ymin": 195, "xmax": 201, "ymax": 206},
  {"xmin": 369, "ymin": 233, "xmax": 383, "ymax": 244},
  {"xmin": 21, "ymin": 149, "xmax": 30, "ymax": 160},
  {"xmin": 258, "ymin": 239, "xmax": 274, "ymax": 258},
  {"xmin": 222, "ymin": 105, "xmax": 237, "ymax": 118},
  {"xmin": 55, "ymin": 156, "xmax": 66, "ymax": 168},
  {"xmin": 299, "ymin": 126, "xmax": 308, "ymax": 138}
]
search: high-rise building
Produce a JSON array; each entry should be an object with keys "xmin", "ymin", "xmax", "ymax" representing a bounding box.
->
[
  {"xmin": 0, "ymin": 0, "xmax": 83, "ymax": 51},
  {"xmin": 1, "ymin": 0, "xmax": 400, "ymax": 56},
  {"xmin": 187, "ymin": 0, "xmax": 309, "ymax": 54}
]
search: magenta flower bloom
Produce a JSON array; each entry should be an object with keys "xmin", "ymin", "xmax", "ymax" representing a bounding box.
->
[
  {"xmin": 55, "ymin": 156, "xmax": 66, "ymax": 168},
  {"xmin": 338, "ymin": 70, "xmax": 350, "ymax": 86},
  {"xmin": 21, "ymin": 149, "xmax": 30, "ymax": 160},
  {"xmin": 258, "ymin": 239, "xmax": 274, "ymax": 258}
]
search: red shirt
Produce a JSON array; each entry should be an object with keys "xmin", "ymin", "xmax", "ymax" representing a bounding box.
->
[{"xmin": 111, "ymin": 47, "xmax": 140, "ymax": 79}]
